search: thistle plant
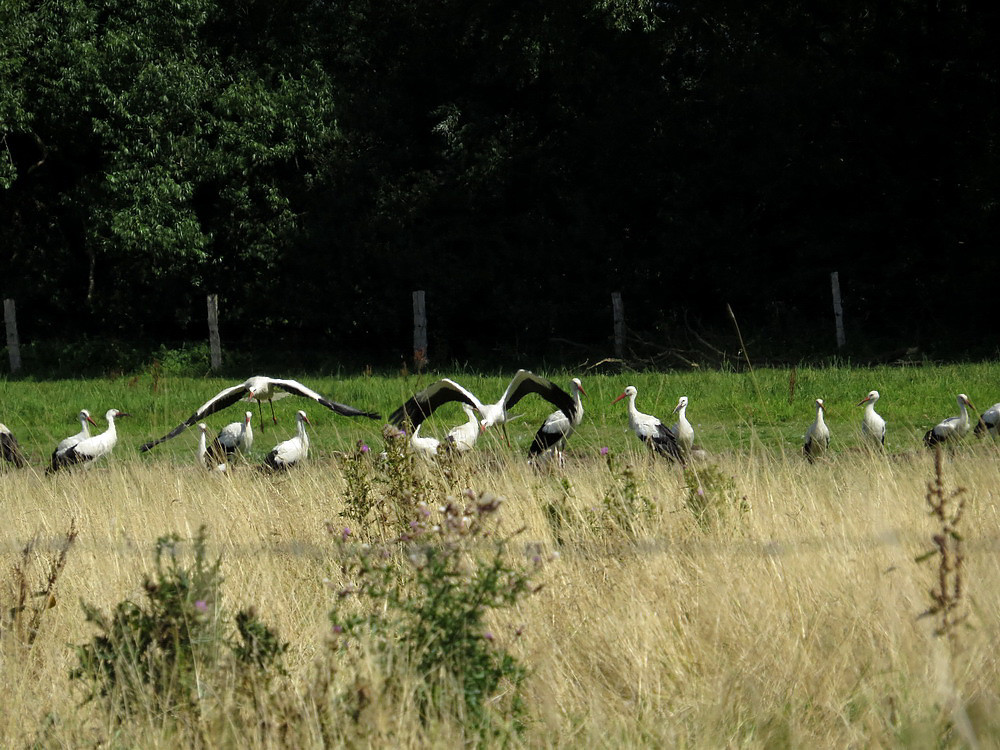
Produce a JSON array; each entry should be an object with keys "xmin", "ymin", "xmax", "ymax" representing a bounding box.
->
[
  {"xmin": 682, "ymin": 464, "xmax": 750, "ymax": 530},
  {"xmin": 328, "ymin": 491, "xmax": 545, "ymax": 739},
  {"xmin": 598, "ymin": 448, "xmax": 654, "ymax": 535}
]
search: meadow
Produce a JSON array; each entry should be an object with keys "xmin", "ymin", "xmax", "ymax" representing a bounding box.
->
[{"xmin": 0, "ymin": 362, "xmax": 999, "ymax": 747}]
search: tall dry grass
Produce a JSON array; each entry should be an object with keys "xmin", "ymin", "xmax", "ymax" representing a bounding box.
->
[{"xmin": 1, "ymin": 442, "xmax": 999, "ymax": 747}]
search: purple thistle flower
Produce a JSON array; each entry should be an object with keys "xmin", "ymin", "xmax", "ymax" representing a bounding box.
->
[
  {"xmin": 360, "ymin": 443, "xmax": 370, "ymax": 453},
  {"xmin": 342, "ymin": 527, "xmax": 352, "ymax": 540},
  {"xmin": 600, "ymin": 446, "xmax": 610, "ymax": 456},
  {"xmin": 483, "ymin": 631, "xmax": 495, "ymax": 641},
  {"xmin": 194, "ymin": 600, "xmax": 208, "ymax": 613}
]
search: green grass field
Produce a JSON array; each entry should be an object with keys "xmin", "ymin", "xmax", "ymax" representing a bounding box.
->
[
  {"xmin": 0, "ymin": 363, "xmax": 998, "ymax": 747},
  {"xmin": 1, "ymin": 361, "xmax": 997, "ymax": 464}
]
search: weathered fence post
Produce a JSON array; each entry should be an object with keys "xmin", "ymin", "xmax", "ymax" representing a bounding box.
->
[
  {"xmin": 412, "ymin": 290, "xmax": 427, "ymax": 371},
  {"xmin": 4, "ymin": 299, "xmax": 21, "ymax": 374},
  {"xmin": 611, "ymin": 292, "xmax": 625, "ymax": 358},
  {"xmin": 207, "ymin": 294, "xmax": 222, "ymax": 371},
  {"xmin": 830, "ymin": 272, "xmax": 846, "ymax": 350}
]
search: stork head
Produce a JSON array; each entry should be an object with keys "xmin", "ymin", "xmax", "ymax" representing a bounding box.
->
[
  {"xmin": 958, "ymin": 394, "xmax": 975, "ymax": 410},
  {"xmin": 571, "ymin": 377, "xmax": 586, "ymax": 396},
  {"xmin": 815, "ymin": 398, "xmax": 825, "ymax": 411},
  {"xmin": 296, "ymin": 410, "xmax": 311, "ymax": 425},
  {"xmin": 198, "ymin": 423, "xmax": 208, "ymax": 433},
  {"xmin": 673, "ymin": 396, "xmax": 688, "ymax": 414},
  {"xmin": 612, "ymin": 385, "xmax": 637, "ymax": 404},
  {"xmin": 245, "ymin": 411, "xmax": 254, "ymax": 424},
  {"xmin": 857, "ymin": 390, "xmax": 879, "ymax": 406},
  {"xmin": 80, "ymin": 409, "xmax": 97, "ymax": 426}
]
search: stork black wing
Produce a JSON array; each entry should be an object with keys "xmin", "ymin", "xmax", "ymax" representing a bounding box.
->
[
  {"xmin": 140, "ymin": 383, "xmax": 250, "ymax": 452},
  {"xmin": 1, "ymin": 432, "xmax": 26, "ymax": 468},
  {"xmin": 271, "ymin": 379, "xmax": 381, "ymax": 420},
  {"xmin": 650, "ymin": 423, "xmax": 683, "ymax": 461},
  {"xmin": 389, "ymin": 380, "xmax": 480, "ymax": 428},
  {"xmin": 502, "ymin": 370, "xmax": 576, "ymax": 421}
]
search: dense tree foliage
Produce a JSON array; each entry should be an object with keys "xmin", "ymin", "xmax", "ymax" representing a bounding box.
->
[{"xmin": 2, "ymin": 0, "xmax": 998, "ymax": 368}]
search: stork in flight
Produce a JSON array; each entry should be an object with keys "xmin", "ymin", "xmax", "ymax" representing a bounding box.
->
[
  {"xmin": 261, "ymin": 410, "xmax": 311, "ymax": 471},
  {"xmin": 857, "ymin": 390, "xmax": 886, "ymax": 448},
  {"xmin": 0, "ymin": 423, "xmax": 27, "ymax": 468},
  {"xmin": 975, "ymin": 402, "xmax": 1000, "ymax": 438},
  {"xmin": 528, "ymin": 378, "xmax": 586, "ymax": 465},
  {"xmin": 140, "ymin": 376, "xmax": 379, "ymax": 451},
  {"xmin": 47, "ymin": 409, "xmax": 130, "ymax": 473},
  {"xmin": 924, "ymin": 393, "xmax": 975, "ymax": 448},
  {"xmin": 388, "ymin": 370, "xmax": 577, "ymax": 446},
  {"xmin": 612, "ymin": 386, "xmax": 682, "ymax": 461},
  {"xmin": 803, "ymin": 398, "xmax": 830, "ymax": 463},
  {"xmin": 50, "ymin": 409, "xmax": 98, "ymax": 471}
]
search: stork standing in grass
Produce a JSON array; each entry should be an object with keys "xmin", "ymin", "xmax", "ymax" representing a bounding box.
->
[
  {"xmin": 528, "ymin": 378, "xmax": 586, "ymax": 465},
  {"xmin": 670, "ymin": 396, "xmax": 694, "ymax": 457},
  {"xmin": 47, "ymin": 409, "xmax": 129, "ymax": 473},
  {"xmin": 858, "ymin": 390, "xmax": 886, "ymax": 448},
  {"xmin": 974, "ymin": 402, "xmax": 1000, "ymax": 438},
  {"xmin": 50, "ymin": 409, "xmax": 97, "ymax": 471},
  {"xmin": 197, "ymin": 424, "xmax": 229, "ymax": 472},
  {"xmin": 924, "ymin": 394, "xmax": 976, "ymax": 448},
  {"xmin": 0, "ymin": 423, "xmax": 27, "ymax": 468},
  {"xmin": 410, "ymin": 424, "xmax": 441, "ymax": 459},
  {"xmin": 141, "ymin": 376, "xmax": 379, "ymax": 451},
  {"xmin": 211, "ymin": 411, "xmax": 254, "ymax": 462},
  {"xmin": 445, "ymin": 404, "xmax": 480, "ymax": 453},
  {"xmin": 803, "ymin": 398, "xmax": 830, "ymax": 463},
  {"xmin": 612, "ymin": 385, "xmax": 682, "ymax": 461},
  {"xmin": 261, "ymin": 410, "xmax": 310, "ymax": 471}
]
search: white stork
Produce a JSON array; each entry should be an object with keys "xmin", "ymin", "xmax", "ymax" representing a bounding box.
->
[
  {"xmin": 50, "ymin": 409, "xmax": 98, "ymax": 471},
  {"xmin": 670, "ymin": 396, "xmax": 694, "ymax": 456},
  {"xmin": 211, "ymin": 411, "xmax": 254, "ymax": 461},
  {"xmin": 445, "ymin": 404, "xmax": 480, "ymax": 453},
  {"xmin": 974, "ymin": 402, "xmax": 1000, "ymax": 438},
  {"xmin": 0, "ymin": 423, "xmax": 27, "ymax": 468},
  {"xmin": 47, "ymin": 409, "xmax": 129, "ymax": 473},
  {"xmin": 410, "ymin": 423, "xmax": 442, "ymax": 459},
  {"xmin": 388, "ymin": 370, "xmax": 578, "ymax": 446},
  {"xmin": 612, "ymin": 385, "xmax": 682, "ymax": 461},
  {"xmin": 197, "ymin": 424, "xmax": 229, "ymax": 472},
  {"xmin": 141, "ymin": 376, "xmax": 379, "ymax": 451},
  {"xmin": 261, "ymin": 410, "xmax": 311, "ymax": 471},
  {"xmin": 528, "ymin": 378, "xmax": 586, "ymax": 465},
  {"xmin": 858, "ymin": 390, "xmax": 886, "ymax": 448},
  {"xmin": 803, "ymin": 398, "xmax": 830, "ymax": 463},
  {"xmin": 924, "ymin": 394, "xmax": 976, "ymax": 448}
]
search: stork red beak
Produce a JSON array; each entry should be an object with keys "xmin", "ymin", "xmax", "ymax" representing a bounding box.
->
[
  {"xmin": 857, "ymin": 397, "xmax": 870, "ymax": 406},
  {"xmin": 117, "ymin": 412, "xmax": 132, "ymax": 418},
  {"xmin": 612, "ymin": 393, "xmax": 627, "ymax": 404},
  {"xmin": 86, "ymin": 415, "xmax": 97, "ymax": 426},
  {"xmin": 578, "ymin": 385, "xmax": 588, "ymax": 396}
]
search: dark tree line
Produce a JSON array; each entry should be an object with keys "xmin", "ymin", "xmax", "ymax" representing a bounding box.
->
[{"xmin": 2, "ymin": 0, "xmax": 999, "ymax": 370}]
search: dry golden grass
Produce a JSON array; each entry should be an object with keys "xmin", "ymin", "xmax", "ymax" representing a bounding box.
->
[{"xmin": 2, "ymin": 443, "xmax": 1000, "ymax": 748}]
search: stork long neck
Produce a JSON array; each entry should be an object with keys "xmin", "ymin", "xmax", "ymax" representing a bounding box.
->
[
  {"xmin": 572, "ymin": 389, "xmax": 585, "ymax": 424},
  {"xmin": 80, "ymin": 416, "xmax": 91, "ymax": 436},
  {"xmin": 198, "ymin": 431, "xmax": 207, "ymax": 461},
  {"xmin": 297, "ymin": 418, "xmax": 309, "ymax": 446},
  {"xmin": 815, "ymin": 405, "xmax": 826, "ymax": 427},
  {"xmin": 864, "ymin": 400, "xmax": 878, "ymax": 417},
  {"xmin": 958, "ymin": 399, "xmax": 969, "ymax": 428},
  {"xmin": 104, "ymin": 416, "xmax": 117, "ymax": 439}
]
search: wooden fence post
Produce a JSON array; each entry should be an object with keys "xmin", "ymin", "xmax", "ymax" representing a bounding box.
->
[
  {"xmin": 611, "ymin": 292, "xmax": 625, "ymax": 358},
  {"xmin": 412, "ymin": 290, "xmax": 427, "ymax": 371},
  {"xmin": 207, "ymin": 294, "xmax": 222, "ymax": 370},
  {"xmin": 830, "ymin": 272, "xmax": 846, "ymax": 350},
  {"xmin": 4, "ymin": 299, "xmax": 21, "ymax": 374}
]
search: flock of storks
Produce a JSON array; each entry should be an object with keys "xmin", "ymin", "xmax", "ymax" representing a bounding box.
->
[{"xmin": 1, "ymin": 373, "xmax": 999, "ymax": 474}]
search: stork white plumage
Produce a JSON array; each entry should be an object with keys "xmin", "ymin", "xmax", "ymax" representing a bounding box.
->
[
  {"xmin": 445, "ymin": 404, "xmax": 480, "ymax": 453},
  {"xmin": 261, "ymin": 410, "xmax": 311, "ymax": 471},
  {"xmin": 858, "ymin": 390, "xmax": 886, "ymax": 447},
  {"xmin": 612, "ymin": 386, "xmax": 682, "ymax": 461},
  {"xmin": 197, "ymin": 424, "xmax": 229, "ymax": 472},
  {"xmin": 528, "ymin": 378, "xmax": 586, "ymax": 465},
  {"xmin": 0, "ymin": 423, "xmax": 27, "ymax": 468},
  {"xmin": 924, "ymin": 393, "xmax": 975, "ymax": 447},
  {"xmin": 141, "ymin": 376, "xmax": 379, "ymax": 451},
  {"xmin": 50, "ymin": 409, "xmax": 98, "ymax": 471},
  {"xmin": 974, "ymin": 402, "xmax": 1000, "ymax": 438},
  {"xmin": 47, "ymin": 409, "xmax": 129, "ymax": 473},
  {"xmin": 410, "ymin": 423, "xmax": 442, "ymax": 459},
  {"xmin": 212, "ymin": 411, "xmax": 254, "ymax": 460},
  {"xmin": 389, "ymin": 370, "xmax": 577, "ymax": 446},
  {"xmin": 670, "ymin": 396, "xmax": 694, "ymax": 456},
  {"xmin": 803, "ymin": 398, "xmax": 830, "ymax": 463}
]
